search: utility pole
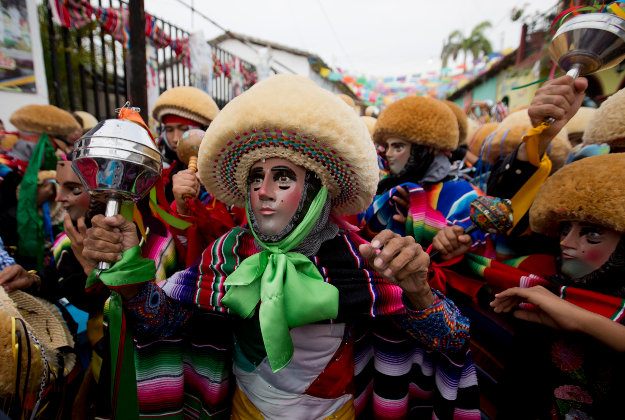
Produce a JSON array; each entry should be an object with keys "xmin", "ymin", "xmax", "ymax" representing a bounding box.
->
[{"xmin": 128, "ymin": 0, "xmax": 148, "ymax": 122}]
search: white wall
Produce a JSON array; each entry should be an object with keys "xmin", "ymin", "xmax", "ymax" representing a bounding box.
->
[
  {"xmin": 215, "ymin": 38, "xmax": 348, "ymax": 95},
  {"xmin": 215, "ymin": 39, "xmax": 311, "ymax": 77},
  {"xmin": 0, "ymin": 0, "xmax": 49, "ymax": 131}
]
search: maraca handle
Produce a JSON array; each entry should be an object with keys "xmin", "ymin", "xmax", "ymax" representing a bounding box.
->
[
  {"xmin": 188, "ymin": 156, "xmax": 198, "ymax": 173},
  {"xmin": 182, "ymin": 156, "xmax": 199, "ymax": 199},
  {"xmin": 98, "ymin": 196, "xmax": 122, "ymax": 271}
]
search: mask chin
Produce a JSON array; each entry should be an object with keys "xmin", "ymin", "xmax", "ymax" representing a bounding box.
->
[
  {"xmin": 560, "ymin": 259, "xmax": 596, "ymax": 279},
  {"xmin": 248, "ymin": 170, "xmax": 322, "ymax": 243},
  {"xmin": 554, "ymin": 237, "xmax": 625, "ymax": 298}
]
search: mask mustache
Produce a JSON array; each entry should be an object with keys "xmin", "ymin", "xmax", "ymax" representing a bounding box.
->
[
  {"xmin": 561, "ymin": 249, "xmax": 579, "ymax": 259},
  {"xmin": 259, "ymin": 203, "xmax": 278, "ymax": 210}
]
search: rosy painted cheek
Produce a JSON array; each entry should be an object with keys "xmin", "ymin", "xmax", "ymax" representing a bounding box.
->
[
  {"xmin": 279, "ymin": 191, "xmax": 300, "ymax": 208},
  {"xmin": 583, "ymin": 247, "xmax": 611, "ymax": 265}
]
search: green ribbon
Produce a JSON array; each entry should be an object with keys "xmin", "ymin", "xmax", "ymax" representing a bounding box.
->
[
  {"xmin": 149, "ymin": 188, "xmax": 192, "ymax": 230},
  {"xmin": 221, "ymin": 187, "xmax": 339, "ymax": 372},
  {"xmin": 86, "ymin": 245, "xmax": 156, "ymax": 289},
  {"xmin": 17, "ymin": 134, "xmax": 58, "ymax": 270},
  {"xmin": 88, "ymin": 245, "xmax": 155, "ymax": 419},
  {"xmin": 107, "ymin": 292, "xmax": 139, "ymax": 419}
]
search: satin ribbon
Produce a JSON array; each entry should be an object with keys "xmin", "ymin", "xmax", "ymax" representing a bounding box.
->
[
  {"xmin": 86, "ymin": 246, "xmax": 155, "ymax": 418},
  {"xmin": 221, "ymin": 187, "xmax": 339, "ymax": 373},
  {"xmin": 508, "ymin": 122, "xmax": 552, "ymax": 234},
  {"xmin": 148, "ymin": 184, "xmax": 192, "ymax": 230},
  {"xmin": 16, "ymin": 134, "xmax": 57, "ymax": 269}
]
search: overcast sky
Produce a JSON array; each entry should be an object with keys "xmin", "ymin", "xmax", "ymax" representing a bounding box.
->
[{"xmin": 144, "ymin": 0, "xmax": 556, "ymax": 77}]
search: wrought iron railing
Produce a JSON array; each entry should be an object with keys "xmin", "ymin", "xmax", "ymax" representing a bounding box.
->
[{"xmin": 41, "ymin": 0, "xmax": 256, "ymax": 119}]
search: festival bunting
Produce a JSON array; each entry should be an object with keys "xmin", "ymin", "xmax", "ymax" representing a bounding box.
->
[
  {"xmin": 47, "ymin": 0, "xmax": 258, "ymax": 90},
  {"xmin": 316, "ymin": 49, "xmax": 512, "ymax": 108},
  {"xmin": 48, "ymin": 0, "xmax": 190, "ymax": 61}
]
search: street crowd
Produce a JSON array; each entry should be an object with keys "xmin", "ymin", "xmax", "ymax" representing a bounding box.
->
[{"xmin": 0, "ymin": 71, "xmax": 623, "ymax": 420}]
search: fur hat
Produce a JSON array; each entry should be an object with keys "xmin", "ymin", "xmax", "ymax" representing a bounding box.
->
[
  {"xmin": 10, "ymin": 105, "xmax": 80, "ymax": 137},
  {"xmin": 443, "ymin": 100, "xmax": 468, "ymax": 146},
  {"xmin": 336, "ymin": 93, "xmax": 356, "ymax": 108},
  {"xmin": 72, "ymin": 110, "xmax": 98, "ymax": 132},
  {"xmin": 361, "ymin": 116, "xmax": 377, "ymax": 138},
  {"xmin": 0, "ymin": 288, "xmax": 75, "ymax": 396},
  {"xmin": 565, "ymin": 107, "xmax": 596, "ymax": 136},
  {"xmin": 481, "ymin": 109, "xmax": 572, "ymax": 171},
  {"xmin": 464, "ymin": 117, "xmax": 480, "ymax": 147},
  {"xmin": 152, "ymin": 86, "xmax": 219, "ymax": 126},
  {"xmin": 530, "ymin": 153, "xmax": 625, "ymax": 236},
  {"xmin": 336, "ymin": 93, "xmax": 360, "ymax": 115},
  {"xmin": 468, "ymin": 122, "xmax": 498, "ymax": 155},
  {"xmin": 373, "ymin": 96, "xmax": 459, "ymax": 151},
  {"xmin": 583, "ymin": 88, "xmax": 625, "ymax": 145},
  {"xmin": 364, "ymin": 105, "xmax": 379, "ymax": 117},
  {"xmin": 198, "ymin": 74, "xmax": 379, "ymax": 215}
]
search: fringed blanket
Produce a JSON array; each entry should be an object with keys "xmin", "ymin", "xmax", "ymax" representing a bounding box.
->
[
  {"xmin": 429, "ymin": 252, "xmax": 625, "ymax": 419},
  {"xmin": 430, "ymin": 253, "xmax": 625, "ymax": 322},
  {"xmin": 360, "ymin": 181, "xmax": 489, "ymax": 250},
  {"xmin": 122, "ymin": 228, "xmax": 480, "ymax": 419}
]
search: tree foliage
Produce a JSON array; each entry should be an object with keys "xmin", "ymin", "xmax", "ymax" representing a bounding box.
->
[{"xmin": 441, "ymin": 21, "xmax": 493, "ymax": 70}]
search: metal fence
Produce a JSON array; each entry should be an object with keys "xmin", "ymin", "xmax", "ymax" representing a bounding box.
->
[{"xmin": 41, "ymin": 0, "xmax": 256, "ymax": 120}]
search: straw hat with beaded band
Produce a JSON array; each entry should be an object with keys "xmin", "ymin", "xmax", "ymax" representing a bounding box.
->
[
  {"xmin": 198, "ymin": 74, "xmax": 379, "ymax": 216},
  {"xmin": 583, "ymin": 88, "xmax": 625, "ymax": 146},
  {"xmin": 0, "ymin": 287, "xmax": 75, "ymax": 396},
  {"xmin": 442, "ymin": 100, "xmax": 468, "ymax": 146},
  {"xmin": 10, "ymin": 105, "xmax": 80, "ymax": 137},
  {"xmin": 361, "ymin": 116, "xmax": 377, "ymax": 138},
  {"xmin": 373, "ymin": 96, "xmax": 459, "ymax": 152},
  {"xmin": 152, "ymin": 86, "xmax": 220, "ymax": 127},
  {"xmin": 530, "ymin": 153, "xmax": 625, "ymax": 237}
]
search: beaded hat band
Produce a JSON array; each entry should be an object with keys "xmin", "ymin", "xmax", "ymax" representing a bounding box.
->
[
  {"xmin": 198, "ymin": 74, "xmax": 379, "ymax": 216},
  {"xmin": 208, "ymin": 129, "xmax": 367, "ymax": 213}
]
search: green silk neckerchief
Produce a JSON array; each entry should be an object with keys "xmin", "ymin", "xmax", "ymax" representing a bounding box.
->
[
  {"xmin": 221, "ymin": 187, "xmax": 339, "ymax": 373},
  {"xmin": 17, "ymin": 134, "xmax": 57, "ymax": 269}
]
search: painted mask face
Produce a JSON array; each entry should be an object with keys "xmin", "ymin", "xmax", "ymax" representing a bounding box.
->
[
  {"xmin": 384, "ymin": 137, "xmax": 411, "ymax": 176},
  {"xmin": 248, "ymin": 158, "xmax": 306, "ymax": 236},
  {"xmin": 164, "ymin": 123, "xmax": 189, "ymax": 152},
  {"xmin": 559, "ymin": 221, "xmax": 622, "ymax": 279},
  {"xmin": 55, "ymin": 161, "xmax": 90, "ymax": 222}
]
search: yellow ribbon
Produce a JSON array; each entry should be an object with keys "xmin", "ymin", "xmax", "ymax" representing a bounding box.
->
[
  {"xmin": 508, "ymin": 122, "xmax": 553, "ymax": 233},
  {"xmin": 609, "ymin": 3, "xmax": 625, "ymax": 19},
  {"xmin": 11, "ymin": 317, "xmax": 18, "ymax": 365}
]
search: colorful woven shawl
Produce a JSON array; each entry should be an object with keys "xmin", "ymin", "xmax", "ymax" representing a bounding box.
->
[
  {"xmin": 430, "ymin": 253, "xmax": 625, "ymax": 322},
  {"xmin": 360, "ymin": 181, "xmax": 488, "ymax": 248},
  {"xmin": 151, "ymin": 227, "xmax": 480, "ymax": 419}
]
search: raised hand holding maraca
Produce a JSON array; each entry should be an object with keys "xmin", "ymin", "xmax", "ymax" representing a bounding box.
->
[
  {"xmin": 431, "ymin": 195, "xmax": 513, "ymax": 260},
  {"xmin": 176, "ymin": 128, "xmax": 204, "ymax": 172},
  {"xmin": 172, "ymin": 129, "xmax": 204, "ymax": 215}
]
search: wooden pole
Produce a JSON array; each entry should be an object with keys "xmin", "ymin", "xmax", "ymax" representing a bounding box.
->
[{"xmin": 128, "ymin": 0, "xmax": 148, "ymax": 122}]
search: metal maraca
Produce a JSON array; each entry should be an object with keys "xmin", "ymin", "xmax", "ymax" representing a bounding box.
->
[
  {"xmin": 430, "ymin": 195, "xmax": 513, "ymax": 259},
  {"xmin": 72, "ymin": 106, "xmax": 162, "ymax": 271},
  {"xmin": 544, "ymin": 12, "xmax": 625, "ymax": 124}
]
